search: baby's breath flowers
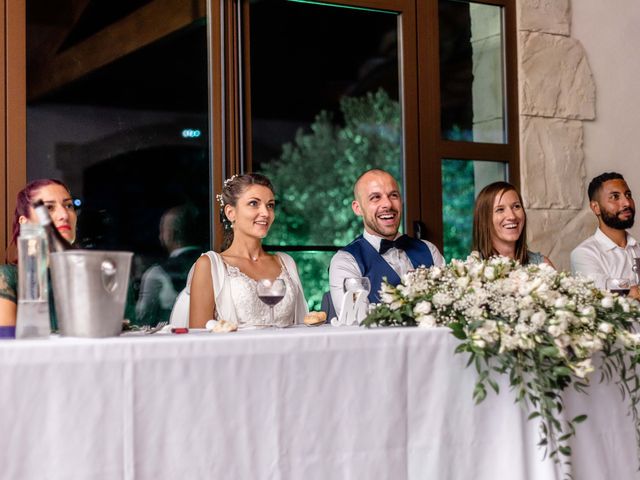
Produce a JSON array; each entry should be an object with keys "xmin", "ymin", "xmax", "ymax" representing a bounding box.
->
[{"xmin": 363, "ymin": 253, "xmax": 640, "ymax": 475}]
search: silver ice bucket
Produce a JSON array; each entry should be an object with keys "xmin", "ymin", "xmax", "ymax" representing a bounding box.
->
[{"xmin": 50, "ymin": 250, "xmax": 133, "ymax": 338}]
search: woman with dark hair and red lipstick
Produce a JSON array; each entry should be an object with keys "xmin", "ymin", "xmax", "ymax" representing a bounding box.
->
[
  {"xmin": 472, "ymin": 181, "xmax": 554, "ymax": 267},
  {"xmin": 0, "ymin": 179, "xmax": 77, "ymax": 329}
]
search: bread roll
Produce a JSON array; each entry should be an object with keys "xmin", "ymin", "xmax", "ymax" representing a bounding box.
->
[
  {"xmin": 304, "ymin": 311, "xmax": 327, "ymax": 325},
  {"xmin": 206, "ymin": 319, "xmax": 238, "ymax": 333}
]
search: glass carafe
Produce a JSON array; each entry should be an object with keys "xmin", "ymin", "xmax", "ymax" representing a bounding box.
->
[{"xmin": 15, "ymin": 224, "xmax": 51, "ymax": 339}]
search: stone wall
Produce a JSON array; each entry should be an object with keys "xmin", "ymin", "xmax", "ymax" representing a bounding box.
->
[{"xmin": 517, "ymin": 0, "xmax": 596, "ymax": 271}]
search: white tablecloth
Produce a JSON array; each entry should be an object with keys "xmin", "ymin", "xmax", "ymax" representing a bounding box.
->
[{"xmin": 0, "ymin": 326, "xmax": 636, "ymax": 480}]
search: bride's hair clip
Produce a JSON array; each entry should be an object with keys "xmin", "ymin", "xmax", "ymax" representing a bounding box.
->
[
  {"xmin": 218, "ymin": 174, "xmax": 240, "ymax": 229},
  {"xmin": 223, "ymin": 174, "xmax": 238, "ymax": 188},
  {"xmin": 217, "ymin": 174, "xmax": 239, "ymax": 207}
]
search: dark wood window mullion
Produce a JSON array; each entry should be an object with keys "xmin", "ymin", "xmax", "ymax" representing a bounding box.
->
[
  {"xmin": 397, "ymin": 1, "xmax": 421, "ymax": 240},
  {"xmin": 439, "ymin": 140, "xmax": 513, "ymax": 162},
  {"xmin": 209, "ymin": 0, "xmax": 227, "ymax": 250},
  {"xmin": 503, "ymin": 0, "xmax": 520, "ymax": 189},
  {"xmin": 417, "ymin": 0, "xmax": 444, "ymax": 252}
]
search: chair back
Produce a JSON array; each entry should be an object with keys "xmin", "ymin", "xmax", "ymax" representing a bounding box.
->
[
  {"xmin": 169, "ymin": 288, "xmax": 190, "ymax": 327},
  {"xmin": 320, "ymin": 291, "xmax": 336, "ymax": 322}
]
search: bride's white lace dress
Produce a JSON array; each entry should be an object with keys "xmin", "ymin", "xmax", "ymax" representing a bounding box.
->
[
  {"xmin": 169, "ymin": 251, "xmax": 308, "ymax": 327},
  {"xmin": 224, "ymin": 263, "xmax": 296, "ymax": 327}
]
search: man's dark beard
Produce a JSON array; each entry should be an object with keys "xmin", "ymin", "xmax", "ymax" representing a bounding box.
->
[{"xmin": 601, "ymin": 207, "xmax": 635, "ymax": 229}]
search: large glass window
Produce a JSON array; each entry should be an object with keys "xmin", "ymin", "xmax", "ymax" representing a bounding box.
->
[
  {"xmin": 439, "ymin": 0, "xmax": 505, "ymax": 143},
  {"xmin": 20, "ymin": 0, "xmax": 519, "ymax": 319},
  {"xmin": 428, "ymin": 0, "xmax": 516, "ymax": 262},
  {"xmin": 26, "ymin": 1, "xmax": 210, "ymax": 325},
  {"xmin": 245, "ymin": 0, "xmax": 403, "ymax": 309}
]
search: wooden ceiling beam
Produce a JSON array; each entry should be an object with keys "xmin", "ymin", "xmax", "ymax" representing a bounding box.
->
[
  {"xmin": 27, "ymin": 0, "xmax": 90, "ymax": 67},
  {"xmin": 28, "ymin": 0, "xmax": 206, "ymax": 101}
]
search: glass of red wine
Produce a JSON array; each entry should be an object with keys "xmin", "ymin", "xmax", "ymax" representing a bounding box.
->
[
  {"xmin": 257, "ymin": 278, "xmax": 286, "ymax": 326},
  {"xmin": 605, "ymin": 277, "xmax": 632, "ymax": 296}
]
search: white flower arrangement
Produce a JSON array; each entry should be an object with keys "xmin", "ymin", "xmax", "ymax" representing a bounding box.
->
[{"xmin": 363, "ymin": 252, "xmax": 640, "ymax": 472}]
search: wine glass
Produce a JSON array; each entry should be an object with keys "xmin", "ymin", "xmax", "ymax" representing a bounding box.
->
[
  {"xmin": 343, "ymin": 277, "xmax": 371, "ymax": 298},
  {"xmin": 605, "ymin": 277, "xmax": 632, "ymax": 296},
  {"xmin": 343, "ymin": 277, "xmax": 371, "ymax": 325},
  {"xmin": 257, "ymin": 278, "xmax": 287, "ymax": 326}
]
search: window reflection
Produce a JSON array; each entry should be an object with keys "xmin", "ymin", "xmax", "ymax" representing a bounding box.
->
[
  {"xmin": 247, "ymin": 0, "xmax": 401, "ymax": 309},
  {"xmin": 26, "ymin": 2, "xmax": 210, "ymax": 325},
  {"xmin": 439, "ymin": 0, "xmax": 506, "ymax": 143}
]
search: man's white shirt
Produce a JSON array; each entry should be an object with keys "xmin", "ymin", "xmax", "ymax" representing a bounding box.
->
[
  {"xmin": 570, "ymin": 228, "xmax": 640, "ymax": 289},
  {"xmin": 329, "ymin": 230, "xmax": 445, "ymax": 316}
]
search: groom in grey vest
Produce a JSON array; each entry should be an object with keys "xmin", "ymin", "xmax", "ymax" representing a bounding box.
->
[{"xmin": 328, "ymin": 169, "xmax": 445, "ymax": 316}]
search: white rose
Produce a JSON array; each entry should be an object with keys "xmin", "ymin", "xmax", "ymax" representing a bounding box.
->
[
  {"xmin": 484, "ymin": 266, "xmax": 496, "ymax": 281},
  {"xmin": 473, "ymin": 338, "xmax": 487, "ymax": 349},
  {"xmin": 548, "ymin": 325, "xmax": 564, "ymax": 337},
  {"xmin": 499, "ymin": 334, "xmax": 519, "ymax": 353},
  {"xmin": 601, "ymin": 296, "xmax": 614, "ymax": 309},
  {"xmin": 432, "ymin": 292, "xmax": 453, "ymax": 307},
  {"xmin": 413, "ymin": 301, "xmax": 432, "ymax": 315},
  {"xmin": 572, "ymin": 359, "xmax": 594, "ymax": 379},
  {"xmin": 530, "ymin": 311, "xmax": 546, "ymax": 328},
  {"xmin": 517, "ymin": 309, "xmax": 533, "ymax": 323},
  {"xmin": 380, "ymin": 292, "xmax": 395, "ymax": 304},
  {"xmin": 390, "ymin": 300, "xmax": 403, "ymax": 311},
  {"xmin": 554, "ymin": 334, "xmax": 571, "ymax": 349},
  {"xmin": 518, "ymin": 295, "xmax": 534, "ymax": 309},
  {"xmin": 618, "ymin": 297, "xmax": 631, "ymax": 312},
  {"xmin": 418, "ymin": 314, "xmax": 437, "ymax": 328},
  {"xmin": 598, "ymin": 321, "xmax": 613, "ymax": 334},
  {"xmin": 466, "ymin": 306, "xmax": 484, "ymax": 320},
  {"xmin": 517, "ymin": 336, "xmax": 535, "ymax": 350},
  {"xmin": 554, "ymin": 296, "xmax": 568, "ymax": 309},
  {"xmin": 456, "ymin": 276, "xmax": 470, "ymax": 289},
  {"xmin": 469, "ymin": 263, "xmax": 484, "ymax": 279},
  {"xmin": 580, "ymin": 305, "xmax": 596, "ymax": 318}
]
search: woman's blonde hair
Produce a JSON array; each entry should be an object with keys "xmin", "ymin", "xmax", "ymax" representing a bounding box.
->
[{"xmin": 472, "ymin": 181, "xmax": 529, "ymax": 265}]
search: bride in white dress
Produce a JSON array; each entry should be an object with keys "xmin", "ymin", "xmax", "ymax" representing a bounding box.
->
[{"xmin": 188, "ymin": 173, "xmax": 307, "ymax": 328}]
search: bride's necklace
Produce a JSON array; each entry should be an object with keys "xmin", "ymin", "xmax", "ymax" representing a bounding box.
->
[
  {"xmin": 233, "ymin": 252, "xmax": 260, "ymax": 262},
  {"xmin": 223, "ymin": 248, "xmax": 260, "ymax": 262}
]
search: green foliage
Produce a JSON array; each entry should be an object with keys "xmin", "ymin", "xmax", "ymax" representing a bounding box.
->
[
  {"xmin": 441, "ymin": 159, "xmax": 475, "ymax": 261},
  {"xmin": 261, "ymin": 90, "xmax": 402, "ymax": 309}
]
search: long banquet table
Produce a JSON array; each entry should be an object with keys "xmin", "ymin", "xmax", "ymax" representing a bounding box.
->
[{"xmin": 0, "ymin": 325, "xmax": 637, "ymax": 480}]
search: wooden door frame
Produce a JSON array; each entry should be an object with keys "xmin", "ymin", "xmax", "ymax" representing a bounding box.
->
[
  {"xmin": 416, "ymin": 0, "xmax": 520, "ymax": 252},
  {"xmin": 230, "ymin": 0, "xmax": 421, "ymax": 239},
  {"xmin": 2, "ymin": 0, "xmax": 26, "ymax": 262}
]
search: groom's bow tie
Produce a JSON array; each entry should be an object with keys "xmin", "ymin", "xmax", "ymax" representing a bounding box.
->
[{"xmin": 379, "ymin": 234, "xmax": 412, "ymax": 255}]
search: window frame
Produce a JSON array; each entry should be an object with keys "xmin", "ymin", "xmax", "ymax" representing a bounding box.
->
[
  {"xmin": 213, "ymin": 0, "xmax": 519, "ymax": 254},
  {"xmin": 1, "ymin": 0, "xmax": 519, "ymax": 261},
  {"xmin": 417, "ymin": 0, "xmax": 519, "ymax": 252}
]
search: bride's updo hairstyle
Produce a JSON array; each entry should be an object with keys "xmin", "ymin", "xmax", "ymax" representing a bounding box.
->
[
  {"xmin": 472, "ymin": 181, "xmax": 530, "ymax": 265},
  {"xmin": 218, "ymin": 173, "xmax": 275, "ymax": 251}
]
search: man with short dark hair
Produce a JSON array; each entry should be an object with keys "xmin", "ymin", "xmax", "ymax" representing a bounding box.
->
[
  {"xmin": 570, "ymin": 172, "xmax": 640, "ymax": 299},
  {"xmin": 329, "ymin": 169, "xmax": 445, "ymax": 316}
]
